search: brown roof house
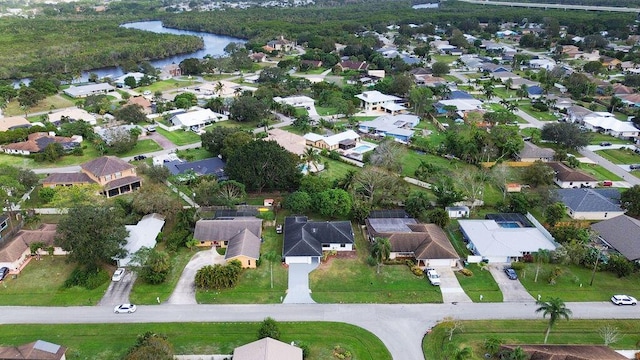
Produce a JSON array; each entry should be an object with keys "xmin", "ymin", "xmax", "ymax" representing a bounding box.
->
[
  {"xmin": 0, "ymin": 132, "xmax": 82, "ymax": 156},
  {"xmin": 499, "ymin": 344, "xmax": 627, "ymax": 360},
  {"xmin": 0, "ymin": 116, "xmax": 31, "ymax": 132},
  {"xmin": 0, "ymin": 340, "xmax": 67, "ymax": 360},
  {"xmin": 42, "ymin": 156, "xmax": 142, "ymax": 198},
  {"xmin": 233, "ymin": 337, "xmax": 302, "ymax": 360},
  {"xmin": 0, "ymin": 224, "xmax": 66, "ymax": 272},
  {"xmin": 547, "ymin": 161, "xmax": 596, "ymax": 189},
  {"xmin": 337, "ymin": 61, "xmax": 369, "ymax": 72},
  {"xmin": 516, "ymin": 142, "xmax": 555, "ymax": 162},
  {"xmin": 366, "ymin": 217, "xmax": 459, "ymax": 268},
  {"xmin": 193, "ymin": 218, "xmax": 263, "ymax": 268},
  {"xmin": 126, "ymin": 96, "xmax": 153, "ymax": 114}
]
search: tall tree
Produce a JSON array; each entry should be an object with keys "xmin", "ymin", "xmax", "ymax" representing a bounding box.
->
[
  {"xmin": 201, "ymin": 127, "xmax": 243, "ymax": 156},
  {"xmin": 56, "ymin": 205, "xmax": 129, "ymax": 269},
  {"xmin": 535, "ymin": 297, "xmax": 572, "ymax": 344},
  {"xmin": 115, "ymin": 104, "xmax": 147, "ymax": 124},
  {"xmin": 262, "ymin": 251, "xmax": 280, "ymax": 289},
  {"xmin": 371, "ymin": 237, "xmax": 391, "ymax": 274},
  {"xmin": 314, "ymin": 189, "xmax": 352, "ymax": 219}
]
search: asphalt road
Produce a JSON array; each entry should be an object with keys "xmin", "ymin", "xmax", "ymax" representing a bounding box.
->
[{"xmin": 2, "ymin": 302, "xmax": 639, "ymax": 360}]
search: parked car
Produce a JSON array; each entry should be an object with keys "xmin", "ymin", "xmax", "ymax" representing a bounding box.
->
[
  {"xmin": 600, "ymin": 142, "xmax": 612, "ymax": 146},
  {"xmin": 611, "ymin": 295, "xmax": 637, "ymax": 306},
  {"xmin": 424, "ymin": 268, "xmax": 441, "ymax": 286},
  {"xmin": 601, "ymin": 181, "xmax": 613, "ymax": 187},
  {"xmin": 133, "ymin": 155, "xmax": 147, "ymax": 161},
  {"xmin": 143, "ymin": 90, "xmax": 152, "ymax": 96},
  {"xmin": 0, "ymin": 267, "xmax": 9, "ymax": 281},
  {"xmin": 276, "ymin": 225, "xmax": 283, "ymax": 234},
  {"xmin": 111, "ymin": 268, "xmax": 125, "ymax": 282},
  {"xmin": 114, "ymin": 303, "xmax": 137, "ymax": 313},
  {"xmin": 504, "ymin": 267, "xmax": 518, "ymax": 280},
  {"xmin": 630, "ymin": 164, "xmax": 640, "ymax": 170}
]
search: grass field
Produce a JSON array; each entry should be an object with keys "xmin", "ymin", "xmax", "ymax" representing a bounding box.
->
[
  {"xmin": 596, "ymin": 148, "xmax": 640, "ymax": 165},
  {"xmin": 207, "ymin": 119, "xmax": 261, "ymax": 131},
  {"xmin": 156, "ymin": 128, "xmax": 201, "ymax": 146},
  {"xmin": 3, "ymin": 322, "xmax": 390, "ymax": 360},
  {"xmin": 578, "ymin": 162, "xmax": 622, "ymax": 181},
  {"xmin": 589, "ymin": 132, "xmax": 630, "ymax": 145},
  {"xmin": 519, "ymin": 104, "xmax": 559, "ymax": 121},
  {"xmin": 432, "ymin": 55, "xmax": 459, "ymax": 64},
  {"xmin": 455, "ymin": 264, "xmax": 503, "ymax": 302},
  {"xmin": 4, "ymin": 95, "xmax": 75, "ymax": 116},
  {"xmin": 317, "ymin": 156, "xmax": 360, "ymax": 182},
  {"xmin": 309, "ymin": 224, "xmax": 443, "ymax": 303},
  {"xmin": 0, "ymin": 257, "xmax": 108, "ymax": 306},
  {"xmin": 136, "ymin": 79, "xmax": 201, "ymax": 93},
  {"xmin": 423, "ymin": 319, "xmax": 640, "ymax": 360},
  {"xmin": 315, "ymin": 106, "xmax": 338, "ymax": 115},
  {"xmin": 175, "ymin": 147, "xmax": 211, "ymax": 161}
]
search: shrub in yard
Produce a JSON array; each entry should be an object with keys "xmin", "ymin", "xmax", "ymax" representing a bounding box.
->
[
  {"xmin": 257, "ymin": 317, "xmax": 280, "ymax": 340},
  {"xmin": 522, "ymin": 254, "xmax": 534, "ymax": 263},
  {"xmin": 38, "ymin": 187, "xmax": 56, "ymax": 203},
  {"xmin": 333, "ymin": 345, "xmax": 352, "ymax": 360},
  {"xmin": 458, "ymin": 268, "xmax": 473, "ymax": 277},
  {"xmin": 64, "ymin": 267, "xmax": 109, "ymax": 290},
  {"xmin": 510, "ymin": 262, "xmax": 525, "ymax": 270},
  {"xmin": 366, "ymin": 255, "xmax": 377, "ymax": 267},
  {"xmin": 411, "ymin": 265, "xmax": 423, "ymax": 276},
  {"xmin": 405, "ymin": 259, "xmax": 415, "ymax": 268}
]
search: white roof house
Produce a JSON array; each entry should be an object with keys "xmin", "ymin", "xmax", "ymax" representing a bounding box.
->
[
  {"xmin": 233, "ymin": 337, "xmax": 302, "ymax": 360},
  {"xmin": 358, "ymin": 114, "xmax": 419, "ymax": 143},
  {"xmin": 437, "ymin": 99, "xmax": 483, "ymax": 111},
  {"xmin": 48, "ymin": 108, "xmax": 97, "ymax": 125},
  {"xmin": 118, "ymin": 213, "xmax": 165, "ymax": 267},
  {"xmin": 583, "ymin": 112, "xmax": 639, "ymax": 138},
  {"xmin": 170, "ymin": 108, "xmax": 228, "ymax": 130},
  {"xmin": 458, "ymin": 219, "xmax": 557, "ymax": 263},
  {"xmin": 273, "ymin": 95, "xmax": 315, "ymax": 108},
  {"xmin": 114, "ymin": 72, "xmax": 146, "ymax": 87},
  {"xmin": 304, "ymin": 130, "xmax": 360, "ymax": 150},
  {"xmin": 355, "ymin": 91, "xmax": 404, "ymax": 114},
  {"xmin": 63, "ymin": 83, "xmax": 115, "ymax": 98}
]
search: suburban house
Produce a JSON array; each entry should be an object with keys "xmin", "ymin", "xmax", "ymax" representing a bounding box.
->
[
  {"xmin": 304, "ymin": 130, "xmax": 360, "ymax": 151},
  {"xmin": 592, "ymin": 215, "xmax": 640, "ymax": 262},
  {"xmin": 63, "ymin": 83, "xmax": 115, "ymax": 98},
  {"xmin": 127, "ymin": 96, "xmax": 153, "ymax": 114},
  {"xmin": 355, "ymin": 91, "xmax": 406, "ymax": 114},
  {"xmin": 159, "ymin": 63, "xmax": 182, "ymax": 79},
  {"xmin": 458, "ymin": 214, "xmax": 557, "ymax": 263},
  {"xmin": 117, "ymin": 213, "xmax": 165, "ymax": 267},
  {"xmin": 233, "ymin": 337, "xmax": 302, "ymax": 360},
  {"xmin": 249, "ymin": 52, "xmax": 267, "ymax": 62},
  {"xmin": 0, "ymin": 116, "xmax": 31, "ymax": 132},
  {"xmin": 170, "ymin": 108, "xmax": 227, "ymax": 131},
  {"xmin": 0, "ymin": 224, "xmax": 66, "ymax": 272},
  {"xmin": 283, "ymin": 216, "xmax": 354, "ymax": 264},
  {"xmin": 516, "ymin": 142, "xmax": 555, "ymax": 162},
  {"xmin": 337, "ymin": 60, "xmax": 369, "ymax": 72},
  {"xmin": 193, "ymin": 218, "xmax": 263, "ymax": 268},
  {"xmin": 582, "ymin": 112, "xmax": 639, "ymax": 139},
  {"xmin": 446, "ymin": 206, "xmax": 470, "ymax": 218},
  {"xmin": 0, "ymin": 132, "xmax": 82, "ymax": 156},
  {"xmin": 546, "ymin": 162, "xmax": 597, "ymax": 189},
  {"xmin": 264, "ymin": 128, "xmax": 307, "ymax": 156},
  {"xmin": 113, "ymin": 72, "xmax": 146, "ymax": 88},
  {"xmin": 619, "ymin": 93, "xmax": 640, "ymax": 108},
  {"xmin": 499, "ymin": 344, "xmax": 627, "ymax": 360},
  {"xmin": 301, "ymin": 60, "xmax": 322, "ymax": 68},
  {"xmin": 0, "ymin": 340, "xmax": 67, "ymax": 360},
  {"xmin": 567, "ymin": 105, "xmax": 593, "ymax": 123},
  {"xmin": 555, "ymin": 188, "xmax": 624, "ymax": 220},
  {"xmin": 365, "ymin": 217, "xmax": 459, "ymax": 267},
  {"xmin": 42, "ymin": 156, "xmax": 142, "ymax": 198},
  {"xmin": 164, "ymin": 157, "xmax": 227, "ymax": 181},
  {"xmin": 47, "ymin": 108, "xmax": 97, "ymax": 125},
  {"xmin": 434, "ymin": 98, "xmax": 483, "ymax": 115},
  {"xmin": 358, "ymin": 114, "xmax": 419, "ymax": 143},
  {"xmin": 273, "ymin": 95, "xmax": 315, "ymax": 109},
  {"xmin": 266, "ymin": 36, "xmax": 295, "ymax": 52}
]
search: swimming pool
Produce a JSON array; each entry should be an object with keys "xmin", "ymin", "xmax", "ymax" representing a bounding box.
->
[
  {"xmin": 352, "ymin": 144, "xmax": 373, "ymax": 154},
  {"xmin": 498, "ymin": 221, "xmax": 522, "ymax": 228}
]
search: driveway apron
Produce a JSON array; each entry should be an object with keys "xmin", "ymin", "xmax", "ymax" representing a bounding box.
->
[
  {"xmin": 167, "ymin": 249, "xmax": 225, "ymax": 304},
  {"xmin": 435, "ymin": 266, "xmax": 472, "ymax": 304},
  {"xmin": 98, "ymin": 272, "xmax": 137, "ymax": 306},
  {"xmin": 283, "ymin": 262, "xmax": 319, "ymax": 304},
  {"xmin": 489, "ymin": 264, "xmax": 535, "ymax": 302}
]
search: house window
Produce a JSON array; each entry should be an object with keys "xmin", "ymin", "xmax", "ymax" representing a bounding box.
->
[
  {"xmin": 604, "ymin": 212, "xmax": 608, "ymax": 218},
  {"xmin": 0, "ymin": 220, "xmax": 7, "ymax": 231},
  {"xmin": 104, "ymin": 175, "xmax": 112, "ymax": 181},
  {"xmin": 322, "ymin": 243, "xmax": 330, "ymax": 248},
  {"xmin": 569, "ymin": 182, "xmax": 573, "ymax": 185},
  {"xmin": 114, "ymin": 172, "xmax": 122, "ymax": 179},
  {"xmin": 340, "ymin": 244, "xmax": 346, "ymax": 248},
  {"xmin": 223, "ymin": 241, "xmax": 228, "ymax": 246},
  {"xmin": 247, "ymin": 260, "xmax": 251, "ymax": 266}
]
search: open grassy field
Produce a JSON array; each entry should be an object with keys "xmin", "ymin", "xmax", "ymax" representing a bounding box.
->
[
  {"xmin": 4, "ymin": 95, "xmax": 75, "ymax": 116},
  {"xmin": 432, "ymin": 54, "xmax": 459, "ymax": 64},
  {"xmin": 519, "ymin": 104, "xmax": 559, "ymax": 121},
  {"xmin": 3, "ymin": 322, "xmax": 390, "ymax": 360},
  {"xmin": 315, "ymin": 106, "xmax": 338, "ymax": 115},
  {"xmin": 589, "ymin": 132, "xmax": 631, "ymax": 145},
  {"xmin": 156, "ymin": 128, "xmax": 201, "ymax": 146},
  {"xmin": 455, "ymin": 264, "xmax": 503, "ymax": 302},
  {"xmin": 317, "ymin": 156, "xmax": 360, "ymax": 182},
  {"xmin": 423, "ymin": 319, "xmax": 640, "ymax": 360},
  {"xmin": 0, "ymin": 257, "xmax": 108, "ymax": 306},
  {"xmin": 578, "ymin": 162, "xmax": 622, "ymax": 181},
  {"xmin": 137, "ymin": 79, "xmax": 201, "ymax": 93},
  {"xmin": 596, "ymin": 148, "xmax": 640, "ymax": 165},
  {"xmin": 309, "ymin": 224, "xmax": 443, "ymax": 303}
]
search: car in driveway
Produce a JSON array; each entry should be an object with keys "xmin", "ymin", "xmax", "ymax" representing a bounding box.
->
[
  {"xmin": 630, "ymin": 164, "xmax": 640, "ymax": 170},
  {"xmin": 114, "ymin": 303, "xmax": 137, "ymax": 313},
  {"xmin": 112, "ymin": 268, "xmax": 126, "ymax": 282},
  {"xmin": 600, "ymin": 142, "xmax": 612, "ymax": 146},
  {"xmin": 424, "ymin": 268, "xmax": 441, "ymax": 286},
  {"xmin": 0, "ymin": 267, "xmax": 9, "ymax": 281},
  {"xmin": 276, "ymin": 224, "xmax": 283, "ymax": 234},
  {"xmin": 611, "ymin": 295, "xmax": 637, "ymax": 306},
  {"xmin": 504, "ymin": 267, "xmax": 518, "ymax": 280}
]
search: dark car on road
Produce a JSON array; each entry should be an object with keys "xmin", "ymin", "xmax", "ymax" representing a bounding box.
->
[
  {"xmin": 600, "ymin": 142, "xmax": 612, "ymax": 146},
  {"xmin": 0, "ymin": 267, "xmax": 9, "ymax": 281},
  {"xmin": 504, "ymin": 267, "xmax": 518, "ymax": 280}
]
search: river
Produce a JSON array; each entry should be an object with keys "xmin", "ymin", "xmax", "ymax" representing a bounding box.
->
[{"xmin": 17, "ymin": 20, "xmax": 244, "ymax": 85}]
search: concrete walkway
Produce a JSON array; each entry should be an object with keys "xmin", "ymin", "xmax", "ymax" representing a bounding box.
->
[
  {"xmin": 283, "ymin": 262, "xmax": 319, "ymax": 304},
  {"xmin": 166, "ymin": 249, "xmax": 225, "ymax": 304}
]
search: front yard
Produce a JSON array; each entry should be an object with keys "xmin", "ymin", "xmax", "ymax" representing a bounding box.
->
[
  {"xmin": 156, "ymin": 128, "xmax": 201, "ymax": 146},
  {"xmin": 455, "ymin": 264, "xmax": 502, "ymax": 302},
  {"xmin": 577, "ymin": 163, "xmax": 622, "ymax": 181},
  {"xmin": 596, "ymin": 148, "xmax": 640, "ymax": 165}
]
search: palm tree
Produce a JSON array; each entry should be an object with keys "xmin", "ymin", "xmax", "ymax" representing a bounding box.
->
[
  {"xmin": 302, "ymin": 147, "xmax": 320, "ymax": 174},
  {"xmin": 449, "ymin": 345, "xmax": 473, "ymax": 360},
  {"xmin": 262, "ymin": 251, "xmax": 280, "ymax": 289},
  {"xmin": 535, "ymin": 297, "xmax": 572, "ymax": 344},
  {"xmin": 214, "ymin": 81, "xmax": 224, "ymax": 97},
  {"xmin": 482, "ymin": 82, "xmax": 495, "ymax": 100},
  {"xmin": 505, "ymin": 78, "xmax": 514, "ymax": 97},
  {"xmin": 371, "ymin": 237, "xmax": 391, "ymax": 274},
  {"xmin": 508, "ymin": 346, "xmax": 529, "ymax": 360}
]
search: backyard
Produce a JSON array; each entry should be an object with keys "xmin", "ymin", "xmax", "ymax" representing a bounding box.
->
[{"xmin": 4, "ymin": 95, "xmax": 75, "ymax": 116}]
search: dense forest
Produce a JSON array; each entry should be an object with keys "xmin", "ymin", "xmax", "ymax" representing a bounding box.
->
[
  {"xmin": 484, "ymin": 0, "xmax": 640, "ymax": 6},
  {"xmin": 0, "ymin": 18, "xmax": 203, "ymax": 80}
]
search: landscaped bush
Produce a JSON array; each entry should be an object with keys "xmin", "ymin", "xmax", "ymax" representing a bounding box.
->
[
  {"xmin": 63, "ymin": 267, "xmax": 109, "ymax": 290},
  {"xmin": 333, "ymin": 345, "xmax": 352, "ymax": 360},
  {"xmin": 256, "ymin": 210, "xmax": 276, "ymax": 221},
  {"xmin": 195, "ymin": 260, "xmax": 242, "ymax": 290},
  {"xmin": 366, "ymin": 255, "xmax": 377, "ymax": 267},
  {"xmin": 38, "ymin": 187, "xmax": 56, "ymax": 203},
  {"xmin": 458, "ymin": 268, "xmax": 473, "ymax": 277},
  {"xmin": 510, "ymin": 262, "xmax": 525, "ymax": 270},
  {"xmin": 411, "ymin": 265, "xmax": 423, "ymax": 276}
]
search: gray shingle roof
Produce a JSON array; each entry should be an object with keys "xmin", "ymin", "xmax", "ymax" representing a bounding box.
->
[
  {"xmin": 225, "ymin": 228, "xmax": 261, "ymax": 261},
  {"xmin": 194, "ymin": 219, "xmax": 262, "ymax": 241},
  {"xmin": 518, "ymin": 142, "xmax": 555, "ymax": 160},
  {"xmin": 283, "ymin": 216, "xmax": 353, "ymax": 257},
  {"xmin": 547, "ymin": 162, "xmax": 596, "ymax": 182},
  {"xmin": 81, "ymin": 156, "xmax": 134, "ymax": 177},
  {"xmin": 556, "ymin": 188, "xmax": 622, "ymax": 213},
  {"xmin": 592, "ymin": 215, "xmax": 640, "ymax": 261}
]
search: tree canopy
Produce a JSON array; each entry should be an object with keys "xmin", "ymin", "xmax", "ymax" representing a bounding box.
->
[{"xmin": 541, "ymin": 122, "xmax": 591, "ymax": 150}]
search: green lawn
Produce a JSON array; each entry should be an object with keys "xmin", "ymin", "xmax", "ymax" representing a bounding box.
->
[
  {"xmin": 207, "ymin": 119, "xmax": 261, "ymax": 131},
  {"xmin": 588, "ymin": 132, "xmax": 630, "ymax": 145},
  {"xmin": 0, "ymin": 257, "xmax": 108, "ymax": 306},
  {"xmin": 317, "ymin": 156, "xmax": 361, "ymax": 182},
  {"xmin": 519, "ymin": 104, "xmax": 559, "ymax": 121},
  {"xmin": 423, "ymin": 319, "xmax": 640, "ymax": 360},
  {"xmin": 401, "ymin": 151, "xmax": 467, "ymax": 178},
  {"xmin": 4, "ymin": 95, "xmax": 75, "ymax": 116},
  {"xmin": 432, "ymin": 55, "xmax": 459, "ymax": 64},
  {"xmin": 309, "ymin": 224, "xmax": 443, "ymax": 303},
  {"xmin": 156, "ymin": 128, "xmax": 201, "ymax": 146},
  {"xmin": 175, "ymin": 147, "xmax": 211, "ymax": 161},
  {"xmin": 315, "ymin": 106, "xmax": 338, "ymax": 116},
  {"xmin": 196, "ymin": 225, "xmax": 288, "ymax": 304},
  {"xmin": 517, "ymin": 263, "xmax": 640, "ymax": 301},
  {"xmin": 3, "ymin": 322, "xmax": 390, "ymax": 360},
  {"xmin": 119, "ymin": 139, "xmax": 162, "ymax": 157},
  {"xmin": 596, "ymin": 148, "xmax": 640, "ymax": 165},
  {"xmin": 578, "ymin": 163, "xmax": 622, "ymax": 181},
  {"xmin": 136, "ymin": 79, "xmax": 201, "ymax": 93},
  {"xmin": 455, "ymin": 264, "xmax": 503, "ymax": 302}
]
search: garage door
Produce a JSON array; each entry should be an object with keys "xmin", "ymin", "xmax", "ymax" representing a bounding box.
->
[
  {"xmin": 285, "ymin": 256, "xmax": 312, "ymax": 264},
  {"xmin": 427, "ymin": 259, "xmax": 456, "ymax": 267}
]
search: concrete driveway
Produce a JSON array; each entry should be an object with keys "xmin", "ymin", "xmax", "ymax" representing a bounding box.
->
[
  {"xmin": 283, "ymin": 262, "xmax": 318, "ymax": 304},
  {"xmin": 98, "ymin": 271, "xmax": 137, "ymax": 306},
  {"xmin": 489, "ymin": 264, "xmax": 534, "ymax": 302},
  {"xmin": 166, "ymin": 249, "xmax": 225, "ymax": 305},
  {"xmin": 434, "ymin": 267, "xmax": 472, "ymax": 304}
]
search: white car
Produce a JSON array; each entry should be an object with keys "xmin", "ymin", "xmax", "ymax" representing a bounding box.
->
[
  {"xmin": 111, "ymin": 268, "xmax": 125, "ymax": 282},
  {"xmin": 425, "ymin": 268, "xmax": 441, "ymax": 286},
  {"xmin": 143, "ymin": 90, "xmax": 152, "ymax": 96},
  {"xmin": 611, "ymin": 295, "xmax": 637, "ymax": 306},
  {"xmin": 114, "ymin": 304, "xmax": 137, "ymax": 313}
]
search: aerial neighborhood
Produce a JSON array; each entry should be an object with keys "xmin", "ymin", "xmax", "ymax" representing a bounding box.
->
[{"xmin": 2, "ymin": 0, "xmax": 640, "ymax": 359}]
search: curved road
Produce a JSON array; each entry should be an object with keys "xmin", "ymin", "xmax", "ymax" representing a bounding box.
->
[{"xmin": 2, "ymin": 302, "xmax": 639, "ymax": 359}]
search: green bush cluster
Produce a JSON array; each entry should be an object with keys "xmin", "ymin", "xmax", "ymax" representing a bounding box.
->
[
  {"xmin": 510, "ymin": 262, "xmax": 525, "ymax": 270},
  {"xmin": 63, "ymin": 267, "xmax": 109, "ymax": 290},
  {"xmin": 458, "ymin": 268, "xmax": 473, "ymax": 277}
]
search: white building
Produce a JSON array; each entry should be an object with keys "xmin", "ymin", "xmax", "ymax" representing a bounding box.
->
[
  {"xmin": 355, "ymin": 91, "xmax": 405, "ymax": 114},
  {"xmin": 170, "ymin": 108, "xmax": 228, "ymax": 131},
  {"xmin": 583, "ymin": 112, "xmax": 639, "ymax": 139},
  {"xmin": 63, "ymin": 83, "xmax": 115, "ymax": 98},
  {"xmin": 117, "ymin": 214, "xmax": 165, "ymax": 267}
]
